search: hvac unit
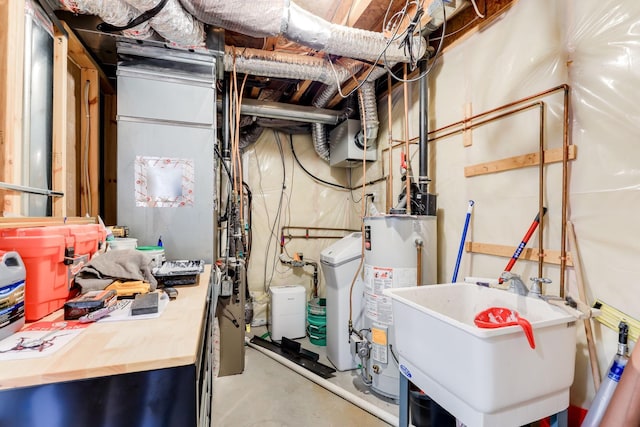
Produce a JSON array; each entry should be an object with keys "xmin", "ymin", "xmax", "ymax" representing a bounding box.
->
[{"xmin": 329, "ymin": 119, "xmax": 377, "ymax": 168}]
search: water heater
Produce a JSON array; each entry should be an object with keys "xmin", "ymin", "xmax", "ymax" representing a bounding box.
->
[{"xmin": 360, "ymin": 214, "xmax": 437, "ymax": 400}]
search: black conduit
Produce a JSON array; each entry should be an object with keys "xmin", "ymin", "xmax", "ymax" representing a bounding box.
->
[
  {"xmin": 418, "ymin": 60, "xmax": 428, "ymax": 194},
  {"xmin": 222, "ymin": 73, "xmax": 231, "ymax": 159}
]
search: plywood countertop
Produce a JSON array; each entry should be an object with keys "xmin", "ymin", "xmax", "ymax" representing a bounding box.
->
[{"xmin": 0, "ymin": 265, "xmax": 212, "ymax": 391}]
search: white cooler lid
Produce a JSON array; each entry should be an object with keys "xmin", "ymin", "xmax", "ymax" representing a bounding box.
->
[{"xmin": 320, "ymin": 232, "xmax": 362, "ymax": 267}]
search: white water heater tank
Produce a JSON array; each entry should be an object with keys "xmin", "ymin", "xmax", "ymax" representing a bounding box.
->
[{"xmin": 363, "ymin": 214, "xmax": 437, "ymax": 400}]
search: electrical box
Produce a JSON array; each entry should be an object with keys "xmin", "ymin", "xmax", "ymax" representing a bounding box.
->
[{"xmin": 329, "ymin": 119, "xmax": 377, "ymax": 168}]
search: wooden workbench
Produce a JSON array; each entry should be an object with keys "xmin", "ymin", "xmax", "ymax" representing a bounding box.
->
[{"xmin": 0, "ymin": 265, "xmax": 214, "ymax": 427}]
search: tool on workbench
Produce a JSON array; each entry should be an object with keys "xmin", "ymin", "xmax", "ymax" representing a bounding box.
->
[
  {"xmin": 64, "ymin": 289, "xmax": 117, "ymax": 320},
  {"xmin": 131, "ymin": 292, "xmax": 159, "ymax": 316},
  {"xmin": 105, "ymin": 280, "xmax": 150, "ymax": 297}
]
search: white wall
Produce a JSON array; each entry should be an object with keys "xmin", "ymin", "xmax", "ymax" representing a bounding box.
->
[{"xmin": 245, "ymin": 0, "xmax": 640, "ymax": 408}]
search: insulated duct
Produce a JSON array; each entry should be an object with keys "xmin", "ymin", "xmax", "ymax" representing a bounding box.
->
[
  {"xmin": 59, "ymin": 0, "xmax": 154, "ymax": 39},
  {"xmin": 224, "ymin": 46, "xmax": 357, "ymax": 87},
  {"xmin": 224, "ymin": 47, "xmax": 362, "ymax": 154},
  {"xmin": 120, "ymin": 0, "xmax": 205, "ymax": 47},
  {"xmin": 311, "ymin": 65, "xmax": 387, "ymax": 162},
  {"xmin": 179, "ymin": 0, "xmax": 426, "ymax": 64}
]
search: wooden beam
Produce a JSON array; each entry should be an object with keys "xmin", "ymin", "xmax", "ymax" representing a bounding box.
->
[
  {"xmin": 0, "ymin": 0, "xmax": 25, "ymax": 216},
  {"xmin": 79, "ymin": 68, "xmax": 100, "ymax": 217},
  {"xmin": 464, "ymin": 145, "xmax": 578, "ymax": 177},
  {"xmin": 0, "ymin": 216, "xmax": 97, "ymax": 228},
  {"xmin": 61, "ymin": 21, "xmax": 114, "ymax": 95},
  {"xmin": 102, "ymin": 94, "xmax": 118, "ymax": 225},
  {"xmin": 290, "ymin": 80, "xmax": 313, "ymax": 103},
  {"xmin": 465, "ymin": 241, "xmax": 574, "ymax": 267},
  {"xmin": 52, "ymin": 31, "xmax": 68, "ymax": 217}
]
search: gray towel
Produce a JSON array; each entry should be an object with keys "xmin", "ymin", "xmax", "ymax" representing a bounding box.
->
[{"xmin": 75, "ymin": 249, "xmax": 158, "ymax": 292}]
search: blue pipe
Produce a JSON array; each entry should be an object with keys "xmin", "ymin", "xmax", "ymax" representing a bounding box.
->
[{"xmin": 452, "ymin": 200, "xmax": 474, "ymax": 282}]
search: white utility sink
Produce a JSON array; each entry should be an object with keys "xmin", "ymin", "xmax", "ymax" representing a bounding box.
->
[{"xmin": 384, "ymin": 283, "xmax": 578, "ymax": 427}]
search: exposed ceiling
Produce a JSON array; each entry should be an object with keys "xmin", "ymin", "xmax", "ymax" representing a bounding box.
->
[{"xmin": 53, "ymin": 0, "xmax": 513, "ymax": 112}]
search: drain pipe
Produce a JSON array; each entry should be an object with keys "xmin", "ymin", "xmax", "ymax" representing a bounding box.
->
[{"xmin": 246, "ymin": 337, "xmax": 399, "ymax": 426}]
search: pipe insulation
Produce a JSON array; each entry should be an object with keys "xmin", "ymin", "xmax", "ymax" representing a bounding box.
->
[
  {"xmin": 246, "ymin": 338, "xmax": 398, "ymax": 426},
  {"xmin": 121, "ymin": 0, "xmax": 205, "ymax": 47},
  {"xmin": 59, "ymin": 0, "xmax": 155, "ymax": 39},
  {"xmin": 179, "ymin": 0, "xmax": 426, "ymax": 63}
]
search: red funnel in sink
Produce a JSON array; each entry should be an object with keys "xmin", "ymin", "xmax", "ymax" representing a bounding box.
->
[{"xmin": 474, "ymin": 307, "xmax": 536, "ymax": 349}]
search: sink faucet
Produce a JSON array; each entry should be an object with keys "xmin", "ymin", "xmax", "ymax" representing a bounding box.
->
[
  {"xmin": 529, "ymin": 277, "xmax": 552, "ymax": 296},
  {"xmin": 500, "ymin": 272, "xmax": 529, "ymax": 296}
]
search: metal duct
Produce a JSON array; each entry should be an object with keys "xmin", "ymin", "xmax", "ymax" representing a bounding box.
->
[
  {"xmin": 311, "ymin": 65, "xmax": 387, "ymax": 162},
  {"xmin": 179, "ymin": 0, "xmax": 426, "ymax": 64},
  {"xmin": 59, "ymin": 0, "xmax": 154, "ymax": 39},
  {"xmin": 224, "ymin": 47, "xmax": 360, "ymax": 154},
  {"xmin": 121, "ymin": 0, "xmax": 205, "ymax": 47},
  {"xmin": 221, "ymin": 98, "xmax": 342, "ymax": 126},
  {"xmin": 224, "ymin": 46, "xmax": 356, "ymax": 86}
]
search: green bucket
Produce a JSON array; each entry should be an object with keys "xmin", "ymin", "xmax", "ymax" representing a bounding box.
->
[{"xmin": 307, "ymin": 297, "xmax": 327, "ymax": 346}]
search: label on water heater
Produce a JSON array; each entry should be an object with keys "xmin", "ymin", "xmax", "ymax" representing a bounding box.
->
[
  {"xmin": 364, "ymin": 265, "xmax": 417, "ymax": 325},
  {"xmin": 371, "ymin": 324, "xmax": 388, "ymax": 364},
  {"xmin": 364, "ymin": 266, "xmax": 394, "ymax": 324}
]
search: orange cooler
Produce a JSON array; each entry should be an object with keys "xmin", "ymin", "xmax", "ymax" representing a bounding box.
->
[{"xmin": 0, "ymin": 224, "xmax": 106, "ymax": 321}]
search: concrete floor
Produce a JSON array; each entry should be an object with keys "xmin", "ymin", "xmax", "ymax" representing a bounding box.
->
[{"xmin": 212, "ymin": 326, "xmax": 396, "ymax": 427}]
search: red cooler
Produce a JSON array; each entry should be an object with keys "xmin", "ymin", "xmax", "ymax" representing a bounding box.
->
[{"xmin": 0, "ymin": 224, "xmax": 106, "ymax": 321}]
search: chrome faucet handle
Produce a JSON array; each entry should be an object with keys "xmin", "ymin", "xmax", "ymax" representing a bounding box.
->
[
  {"xmin": 500, "ymin": 271, "xmax": 519, "ymax": 281},
  {"xmin": 500, "ymin": 272, "xmax": 529, "ymax": 295},
  {"xmin": 529, "ymin": 277, "xmax": 552, "ymax": 295}
]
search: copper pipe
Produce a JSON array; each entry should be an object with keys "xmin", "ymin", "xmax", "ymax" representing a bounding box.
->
[
  {"xmin": 279, "ymin": 226, "xmax": 360, "ymax": 253},
  {"xmin": 381, "ymin": 85, "xmax": 571, "ymax": 292},
  {"xmin": 387, "ymin": 73, "xmax": 394, "ymax": 213},
  {"xmin": 403, "ymin": 64, "xmax": 411, "ymax": 214},
  {"xmin": 537, "ymin": 102, "xmax": 545, "ymax": 279},
  {"xmin": 560, "ymin": 85, "xmax": 570, "ymax": 298},
  {"xmin": 428, "ymin": 85, "xmax": 570, "ymax": 137},
  {"xmin": 416, "ymin": 239, "xmax": 424, "ymax": 286}
]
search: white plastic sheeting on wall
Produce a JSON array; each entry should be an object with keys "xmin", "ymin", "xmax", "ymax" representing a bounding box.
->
[
  {"xmin": 375, "ymin": 0, "xmax": 640, "ymax": 410},
  {"xmin": 244, "ymin": 131, "xmax": 363, "ymax": 303},
  {"xmin": 243, "ymin": 0, "xmax": 640, "ymax": 410}
]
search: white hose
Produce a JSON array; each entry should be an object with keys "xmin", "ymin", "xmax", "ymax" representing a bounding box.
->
[{"xmin": 245, "ymin": 337, "xmax": 398, "ymax": 426}]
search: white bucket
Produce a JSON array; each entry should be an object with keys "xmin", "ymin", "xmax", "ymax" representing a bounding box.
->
[
  {"xmin": 136, "ymin": 246, "xmax": 166, "ymax": 269},
  {"xmin": 108, "ymin": 237, "xmax": 138, "ymax": 251}
]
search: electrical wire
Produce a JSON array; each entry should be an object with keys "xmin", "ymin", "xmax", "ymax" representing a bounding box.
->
[
  {"xmin": 263, "ymin": 131, "xmax": 287, "ymax": 293},
  {"xmin": 429, "ymin": 16, "xmax": 479, "ymax": 41},
  {"xmin": 470, "ymin": 0, "xmax": 485, "ymax": 18},
  {"xmin": 327, "ymin": 0, "xmax": 410, "ymax": 99},
  {"xmin": 289, "ymin": 135, "xmax": 386, "ymax": 190},
  {"xmin": 384, "ymin": 0, "xmax": 446, "ymax": 83}
]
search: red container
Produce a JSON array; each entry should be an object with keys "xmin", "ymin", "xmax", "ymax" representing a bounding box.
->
[{"xmin": 0, "ymin": 224, "xmax": 107, "ymax": 321}]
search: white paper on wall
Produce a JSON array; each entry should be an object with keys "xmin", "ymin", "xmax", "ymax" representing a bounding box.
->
[{"xmin": 134, "ymin": 156, "xmax": 195, "ymax": 207}]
